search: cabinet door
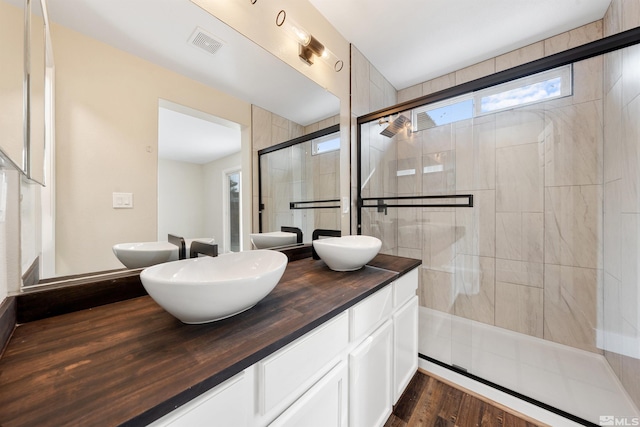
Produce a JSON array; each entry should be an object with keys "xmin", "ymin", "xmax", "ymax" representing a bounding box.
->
[
  {"xmin": 148, "ymin": 372, "xmax": 248, "ymax": 427},
  {"xmin": 393, "ymin": 296, "xmax": 418, "ymax": 403},
  {"xmin": 349, "ymin": 319, "xmax": 393, "ymax": 427},
  {"xmin": 269, "ymin": 362, "xmax": 348, "ymax": 427}
]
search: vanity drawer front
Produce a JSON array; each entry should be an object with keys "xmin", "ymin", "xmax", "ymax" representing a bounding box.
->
[
  {"xmin": 258, "ymin": 312, "xmax": 348, "ymax": 416},
  {"xmin": 393, "ymin": 268, "xmax": 418, "ymax": 308},
  {"xmin": 349, "ymin": 285, "xmax": 392, "ymax": 342}
]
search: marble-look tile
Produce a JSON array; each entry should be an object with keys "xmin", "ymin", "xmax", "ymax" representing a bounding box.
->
[
  {"xmin": 397, "ymin": 84, "xmax": 422, "ymax": 104},
  {"xmin": 422, "ymin": 123, "xmax": 454, "ymax": 154},
  {"xmin": 603, "ymin": 272, "xmax": 623, "ymax": 355},
  {"xmin": 455, "ymin": 190, "xmax": 495, "ymax": 258},
  {"xmin": 251, "ymin": 106, "xmax": 272, "ymax": 151},
  {"xmin": 370, "ymin": 63, "xmax": 386, "ymax": 91},
  {"xmin": 455, "ymin": 119, "xmax": 496, "ymax": 191},
  {"xmin": 398, "ymin": 247, "xmax": 421, "ymax": 260},
  {"xmin": 604, "ymin": 180, "xmax": 621, "ymax": 280},
  {"xmin": 605, "ymin": 49, "xmax": 623, "ymax": 96},
  {"xmin": 397, "ymin": 207, "xmax": 421, "ymax": 250},
  {"xmin": 495, "ymin": 212, "xmax": 543, "ymax": 262},
  {"xmin": 351, "ymin": 46, "xmax": 370, "ymax": 117},
  {"xmin": 422, "ymin": 150, "xmax": 455, "ymax": 195},
  {"xmin": 495, "ymin": 259, "xmax": 543, "ymax": 288},
  {"xmin": 423, "ymin": 211, "xmax": 456, "ymax": 273},
  {"xmin": 622, "ymin": 44, "xmax": 640, "ymax": 108},
  {"xmin": 620, "ymin": 213, "xmax": 640, "ymax": 330},
  {"xmin": 620, "ymin": 351, "xmax": 640, "ymax": 409},
  {"xmin": 544, "ymin": 185, "xmax": 603, "ymax": 269},
  {"xmin": 605, "ymin": 79, "xmax": 623, "ymax": 183},
  {"xmin": 621, "ymin": 0, "xmax": 640, "ymax": 31},
  {"xmin": 495, "ymin": 108, "xmax": 545, "ymax": 148},
  {"xmin": 544, "ymin": 21, "xmax": 603, "ymax": 56},
  {"xmin": 370, "ymin": 83, "xmax": 384, "ymax": 114},
  {"xmin": 495, "ymin": 281, "xmax": 543, "ymax": 338},
  {"xmin": 271, "ymin": 123, "xmax": 290, "ymax": 146},
  {"xmin": 496, "ymin": 142, "xmax": 544, "ymax": 213},
  {"xmin": 621, "ymin": 95, "xmax": 640, "ymax": 213},
  {"xmin": 544, "ymin": 264, "xmax": 602, "ymax": 354},
  {"xmin": 603, "ymin": 0, "xmax": 621, "ymax": 37},
  {"xmin": 495, "ymin": 42, "xmax": 544, "ymax": 72},
  {"xmin": 422, "ymin": 73, "xmax": 456, "ymax": 96},
  {"xmin": 396, "ymin": 157, "xmax": 421, "ymax": 195},
  {"xmin": 455, "ymin": 59, "xmax": 495, "ymax": 85},
  {"xmin": 453, "ymin": 255, "xmax": 495, "ymax": 325},
  {"xmin": 544, "ymin": 101, "xmax": 603, "ymax": 187},
  {"xmin": 419, "ymin": 267, "xmax": 455, "ymax": 313}
]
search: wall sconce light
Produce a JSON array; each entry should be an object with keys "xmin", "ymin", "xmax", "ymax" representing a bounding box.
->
[{"xmin": 276, "ymin": 10, "xmax": 343, "ymax": 72}]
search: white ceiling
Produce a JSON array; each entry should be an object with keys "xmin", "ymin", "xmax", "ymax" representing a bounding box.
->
[
  {"xmin": 309, "ymin": 0, "xmax": 611, "ymax": 90},
  {"xmin": 158, "ymin": 106, "xmax": 241, "ymax": 164}
]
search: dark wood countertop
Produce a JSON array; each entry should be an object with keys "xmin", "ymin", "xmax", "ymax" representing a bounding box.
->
[{"xmin": 0, "ymin": 255, "xmax": 420, "ymax": 427}]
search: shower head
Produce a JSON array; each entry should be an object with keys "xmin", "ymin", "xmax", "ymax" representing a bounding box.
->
[{"xmin": 380, "ymin": 115, "xmax": 410, "ymax": 138}]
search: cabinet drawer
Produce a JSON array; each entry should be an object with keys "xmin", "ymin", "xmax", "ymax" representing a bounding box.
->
[
  {"xmin": 258, "ymin": 312, "xmax": 348, "ymax": 415},
  {"xmin": 149, "ymin": 371, "xmax": 248, "ymax": 427},
  {"xmin": 393, "ymin": 268, "xmax": 418, "ymax": 308},
  {"xmin": 349, "ymin": 285, "xmax": 392, "ymax": 342},
  {"xmin": 268, "ymin": 361, "xmax": 348, "ymax": 427}
]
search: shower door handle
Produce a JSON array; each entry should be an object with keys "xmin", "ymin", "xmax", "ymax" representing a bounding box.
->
[{"xmin": 377, "ymin": 200, "xmax": 388, "ymax": 215}]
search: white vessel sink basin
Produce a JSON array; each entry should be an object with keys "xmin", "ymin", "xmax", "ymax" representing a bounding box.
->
[
  {"xmin": 139, "ymin": 250, "xmax": 288, "ymax": 324},
  {"xmin": 313, "ymin": 235, "xmax": 382, "ymax": 271},
  {"xmin": 112, "ymin": 241, "xmax": 178, "ymax": 269},
  {"xmin": 250, "ymin": 231, "xmax": 297, "ymax": 249}
]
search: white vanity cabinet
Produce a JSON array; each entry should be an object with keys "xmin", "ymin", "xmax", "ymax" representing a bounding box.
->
[
  {"xmin": 148, "ymin": 267, "xmax": 419, "ymax": 427},
  {"xmin": 148, "ymin": 371, "xmax": 250, "ymax": 427},
  {"xmin": 349, "ymin": 319, "xmax": 394, "ymax": 427},
  {"xmin": 268, "ymin": 361, "xmax": 348, "ymax": 427}
]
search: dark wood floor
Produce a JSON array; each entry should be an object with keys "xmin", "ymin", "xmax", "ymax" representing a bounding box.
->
[{"xmin": 385, "ymin": 370, "xmax": 546, "ymax": 427}]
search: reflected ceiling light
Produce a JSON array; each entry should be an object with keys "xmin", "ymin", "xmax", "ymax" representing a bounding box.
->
[{"xmin": 276, "ymin": 10, "xmax": 343, "ymax": 72}]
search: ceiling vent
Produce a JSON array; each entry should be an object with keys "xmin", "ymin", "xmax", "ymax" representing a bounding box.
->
[{"xmin": 188, "ymin": 27, "xmax": 224, "ymax": 56}]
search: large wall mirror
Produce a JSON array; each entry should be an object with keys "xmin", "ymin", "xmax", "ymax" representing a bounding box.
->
[
  {"xmin": 11, "ymin": 0, "xmax": 340, "ymax": 283},
  {"xmin": 0, "ymin": 0, "xmax": 52, "ymax": 180}
]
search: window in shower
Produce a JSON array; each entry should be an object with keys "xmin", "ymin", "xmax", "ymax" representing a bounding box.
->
[
  {"xmin": 411, "ymin": 65, "xmax": 572, "ymax": 133},
  {"xmin": 476, "ymin": 64, "xmax": 572, "ymax": 114},
  {"xmin": 312, "ymin": 131, "xmax": 340, "ymax": 155}
]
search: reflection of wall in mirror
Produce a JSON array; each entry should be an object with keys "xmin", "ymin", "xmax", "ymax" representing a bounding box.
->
[
  {"xmin": 158, "ymin": 151, "xmax": 242, "ymax": 253},
  {"xmin": 0, "ymin": 0, "xmax": 25, "ymax": 169},
  {"xmin": 253, "ymin": 105, "xmax": 340, "ymax": 242},
  {"xmin": 51, "ymin": 22, "xmax": 251, "ymax": 277}
]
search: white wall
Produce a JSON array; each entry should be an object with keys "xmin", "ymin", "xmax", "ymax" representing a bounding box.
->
[
  {"xmin": 158, "ymin": 152, "xmax": 242, "ymax": 252},
  {"xmin": 203, "ymin": 152, "xmax": 242, "ymax": 253},
  {"xmin": 157, "ymin": 159, "xmax": 205, "ymax": 241}
]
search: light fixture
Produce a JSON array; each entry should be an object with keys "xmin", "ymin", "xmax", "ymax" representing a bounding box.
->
[{"xmin": 276, "ymin": 10, "xmax": 343, "ymax": 72}]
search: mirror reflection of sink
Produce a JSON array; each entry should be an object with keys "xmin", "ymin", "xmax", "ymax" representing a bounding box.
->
[
  {"xmin": 140, "ymin": 250, "xmax": 288, "ymax": 324},
  {"xmin": 250, "ymin": 232, "xmax": 298, "ymax": 249},
  {"xmin": 112, "ymin": 242, "xmax": 178, "ymax": 269},
  {"xmin": 313, "ymin": 235, "xmax": 382, "ymax": 271}
]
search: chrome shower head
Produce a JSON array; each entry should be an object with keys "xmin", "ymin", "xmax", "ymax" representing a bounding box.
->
[{"xmin": 380, "ymin": 115, "xmax": 410, "ymax": 138}]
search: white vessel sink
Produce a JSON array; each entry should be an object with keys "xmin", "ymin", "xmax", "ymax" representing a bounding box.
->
[
  {"xmin": 313, "ymin": 235, "xmax": 382, "ymax": 271},
  {"xmin": 139, "ymin": 250, "xmax": 288, "ymax": 324},
  {"xmin": 250, "ymin": 231, "xmax": 297, "ymax": 249},
  {"xmin": 112, "ymin": 241, "xmax": 178, "ymax": 269}
]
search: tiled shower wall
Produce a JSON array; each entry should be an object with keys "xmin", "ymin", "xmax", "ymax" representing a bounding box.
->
[
  {"xmin": 363, "ymin": 54, "xmax": 604, "ymax": 353},
  {"xmin": 251, "ymin": 105, "xmax": 340, "ymax": 239},
  {"xmin": 359, "ymin": 1, "xmax": 640, "ymax": 407},
  {"xmin": 602, "ymin": 0, "xmax": 640, "ymax": 407}
]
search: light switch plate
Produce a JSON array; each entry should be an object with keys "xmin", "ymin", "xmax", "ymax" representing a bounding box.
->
[{"xmin": 113, "ymin": 192, "xmax": 133, "ymax": 209}]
